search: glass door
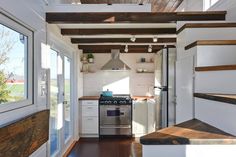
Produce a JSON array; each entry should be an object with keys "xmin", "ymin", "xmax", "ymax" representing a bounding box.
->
[
  {"xmin": 49, "ymin": 49, "xmax": 73, "ymax": 157},
  {"xmin": 49, "ymin": 49, "xmax": 60, "ymax": 157},
  {"xmin": 63, "ymin": 56, "xmax": 72, "ymax": 144}
]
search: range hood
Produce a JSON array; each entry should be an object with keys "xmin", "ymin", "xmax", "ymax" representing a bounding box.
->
[{"xmin": 101, "ymin": 49, "xmax": 131, "ymax": 71}]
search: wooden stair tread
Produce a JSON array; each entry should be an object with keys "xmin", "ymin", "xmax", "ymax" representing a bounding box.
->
[
  {"xmin": 195, "ymin": 65, "xmax": 236, "ymax": 71},
  {"xmin": 140, "ymin": 119, "xmax": 236, "ymax": 145},
  {"xmin": 185, "ymin": 40, "xmax": 236, "ymax": 50},
  {"xmin": 177, "ymin": 22, "xmax": 236, "ymax": 34},
  {"xmin": 194, "ymin": 93, "xmax": 236, "ymax": 105}
]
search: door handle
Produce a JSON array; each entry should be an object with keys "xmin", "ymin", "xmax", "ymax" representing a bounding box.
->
[
  {"xmin": 154, "ymin": 86, "xmax": 168, "ymax": 91},
  {"xmin": 63, "ymin": 101, "xmax": 68, "ymax": 105}
]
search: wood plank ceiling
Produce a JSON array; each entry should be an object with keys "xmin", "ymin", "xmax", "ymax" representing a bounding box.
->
[{"xmin": 65, "ymin": 0, "xmax": 184, "ymax": 12}]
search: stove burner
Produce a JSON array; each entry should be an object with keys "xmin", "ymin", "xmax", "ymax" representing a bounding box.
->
[{"xmin": 99, "ymin": 95, "xmax": 132, "ymax": 105}]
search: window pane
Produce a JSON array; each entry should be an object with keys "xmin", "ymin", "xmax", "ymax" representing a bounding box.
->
[
  {"xmin": 64, "ymin": 56, "xmax": 71, "ymax": 142},
  {"xmin": 49, "ymin": 49, "xmax": 60, "ymax": 156},
  {"xmin": 0, "ymin": 23, "xmax": 27, "ymax": 105}
]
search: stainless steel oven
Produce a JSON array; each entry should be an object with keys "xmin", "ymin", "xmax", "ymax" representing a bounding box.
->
[{"xmin": 99, "ymin": 104, "xmax": 132, "ymax": 136}]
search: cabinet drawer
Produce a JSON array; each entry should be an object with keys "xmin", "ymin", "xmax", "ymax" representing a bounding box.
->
[
  {"xmin": 81, "ymin": 117, "xmax": 98, "ymax": 134},
  {"xmin": 81, "ymin": 100, "xmax": 98, "ymax": 106},
  {"xmin": 82, "ymin": 105, "xmax": 98, "ymax": 116}
]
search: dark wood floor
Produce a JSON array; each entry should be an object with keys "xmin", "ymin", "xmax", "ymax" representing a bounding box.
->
[{"xmin": 68, "ymin": 138, "xmax": 134, "ymax": 157}]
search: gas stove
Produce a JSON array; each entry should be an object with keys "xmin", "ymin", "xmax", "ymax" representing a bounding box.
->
[
  {"xmin": 99, "ymin": 95, "xmax": 132, "ymax": 105},
  {"xmin": 99, "ymin": 94, "xmax": 133, "ymax": 137}
]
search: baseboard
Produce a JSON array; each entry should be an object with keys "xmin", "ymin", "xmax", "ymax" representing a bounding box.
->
[{"xmin": 63, "ymin": 141, "xmax": 77, "ymax": 157}]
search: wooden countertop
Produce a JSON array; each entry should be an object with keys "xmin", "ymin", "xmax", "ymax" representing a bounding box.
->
[
  {"xmin": 132, "ymin": 96, "xmax": 155, "ymax": 101},
  {"xmin": 140, "ymin": 119, "xmax": 236, "ymax": 145},
  {"xmin": 78, "ymin": 96, "xmax": 100, "ymax": 100},
  {"xmin": 79, "ymin": 96, "xmax": 155, "ymax": 101}
]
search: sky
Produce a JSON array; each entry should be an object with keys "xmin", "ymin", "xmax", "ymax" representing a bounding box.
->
[
  {"xmin": 0, "ymin": 23, "xmax": 71, "ymax": 81},
  {"xmin": 0, "ymin": 24, "xmax": 25, "ymax": 79}
]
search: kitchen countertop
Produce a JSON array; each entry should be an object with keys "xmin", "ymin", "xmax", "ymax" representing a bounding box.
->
[
  {"xmin": 140, "ymin": 119, "xmax": 236, "ymax": 145},
  {"xmin": 78, "ymin": 96, "xmax": 155, "ymax": 101},
  {"xmin": 78, "ymin": 96, "xmax": 100, "ymax": 100}
]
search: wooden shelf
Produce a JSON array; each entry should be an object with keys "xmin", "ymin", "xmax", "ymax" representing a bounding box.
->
[
  {"xmin": 136, "ymin": 61, "xmax": 154, "ymax": 64},
  {"xmin": 185, "ymin": 40, "xmax": 236, "ymax": 50},
  {"xmin": 136, "ymin": 71, "xmax": 154, "ymax": 74},
  {"xmin": 195, "ymin": 65, "xmax": 236, "ymax": 71},
  {"xmin": 194, "ymin": 93, "xmax": 236, "ymax": 105},
  {"xmin": 81, "ymin": 61, "xmax": 94, "ymax": 64},
  {"xmin": 177, "ymin": 22, "xmax": 236, "ymax": 34}
]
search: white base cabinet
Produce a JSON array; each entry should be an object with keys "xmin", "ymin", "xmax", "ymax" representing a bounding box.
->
[
  {"xmin": 132, "ymin": 99, "xmax": 156, "ymax": 137},
  {"xmin": 79, "ymin": 100, "xmax": 99, "ymax": 137}
]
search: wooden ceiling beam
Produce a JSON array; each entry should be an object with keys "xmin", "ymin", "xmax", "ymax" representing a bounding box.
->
[
  {"xmin": 61, "ymin": 28, "xmax": 176, "ymax": 35},
  {"xmin": 78, "ymin": 45, "xmax": 165, "ymax": 49},
  {"xmin": 71, "ymin": 38, "xmax": 176, "ymax": 43},
  {"xmin": 82, "ymin": 49, "xmax": 161, "ymax": 53},
  {"xmin": 46, "ymin": 11, "xmax": 226, "ymax": 24}
]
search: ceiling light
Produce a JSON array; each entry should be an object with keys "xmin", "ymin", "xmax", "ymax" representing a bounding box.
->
[
  {"xmin": 124, "ymin": 45, "xmax": 129, "ymax": 53},
  {"xmin": 153, "ymin": 36, "xmax": 158, "ymax": 42},
  {"xmin": 130, "ymin": 35, "xmax": 136, "ymax": 42},
  {"xmin": 148, "ymin": 45, "xmax": 152, "ymax": 53}
]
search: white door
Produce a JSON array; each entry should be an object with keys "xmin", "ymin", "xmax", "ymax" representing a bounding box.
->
[
  {"xmin": 176, "ymin": 56, "xmax": 194, "ymax": 123},
  {"xmin": 49, "ymin": 49, "xmax": 73, "ymax": 157}
]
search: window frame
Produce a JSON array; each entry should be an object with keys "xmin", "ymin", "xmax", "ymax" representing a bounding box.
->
[
  {"xmin": 0, "ymin": 13, "xmax": 33, "ymax": 113},
  {"xmin": 204, "ymin": 0, "xmax": 220, "ymax": 11}
]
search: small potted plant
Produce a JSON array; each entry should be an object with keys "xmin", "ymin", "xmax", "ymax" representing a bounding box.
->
[{"xmin": 87, "ymin": 53, "xmax": 94, "ymax": 63}]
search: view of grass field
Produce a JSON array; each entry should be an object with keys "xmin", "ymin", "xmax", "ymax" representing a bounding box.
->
[{"xmin": 5, "ymin": 83, "xmax": 25, "ymax": 102}]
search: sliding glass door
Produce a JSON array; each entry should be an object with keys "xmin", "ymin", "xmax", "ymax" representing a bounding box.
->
[{"xmin": 49, "ymin": 49, "xmax": 73, "ymax": 157}]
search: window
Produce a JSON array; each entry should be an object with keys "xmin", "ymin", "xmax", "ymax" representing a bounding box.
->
[
  {"xmin": 0, "ymin": 13, "xmax": 33, "ymax": 113},
  {"xmin": 204, "ymin": 0, "xmax": 220, "ymax": 11}
]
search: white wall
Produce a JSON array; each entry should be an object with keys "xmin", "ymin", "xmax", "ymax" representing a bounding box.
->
[
  {"xmin": 46, "ymin": 4, "xmax": 151, "ymax": 12},
  {"xmin": 0, "ymin": 0, "xmax": 81, "ymax": 156},
  {"xmin": 177, "ymin": 0, "xmax": 236, "ymax": 21},
  {"xmin": 83, "ymin": 53, "xmax": 155, "ymax": 96}
]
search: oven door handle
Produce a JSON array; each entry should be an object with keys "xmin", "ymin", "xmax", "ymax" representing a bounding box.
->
[{"xmin": 100, "ymin": 126, "xmax": 131, "ymax": 129}]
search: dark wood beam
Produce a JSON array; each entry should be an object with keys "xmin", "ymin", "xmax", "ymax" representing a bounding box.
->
[
  {"xmin": 46, "ymin": 11, "xmax": 226, "ymax": 24},
  {"xmin": 82, "ymin": 49, "xmax": 161, "ymax": 53},
  {"xmin": 80, "ymin": 45, "xmax": 175, "ymax": 53},
  {"xmin": 78, "ymin": 45, "xmax": 165, "ymax": 50},
  {"xmin": 71, "ymin": 38, "xmax": 176, "ymax": 43},
  {"xmin": 62, "ymin": 28, "xmax": 176, "ymax": 35}
]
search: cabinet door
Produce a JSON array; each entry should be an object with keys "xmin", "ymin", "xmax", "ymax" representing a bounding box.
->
[
  {"xmin": 81, "ymin": 117, "xmax": 98, "ymax": 134},
  {"xmin": 82, "ymin": 105, "xmax": 98, "ymax": 117},
  {"xmin": 132, "ymin": 101, "xmax": 148, "ymax": 135}
]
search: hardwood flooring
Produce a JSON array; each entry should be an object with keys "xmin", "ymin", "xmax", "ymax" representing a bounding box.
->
[{"xmin": 68, "ymin": 138, "xmax": 134, "ymax": 157}]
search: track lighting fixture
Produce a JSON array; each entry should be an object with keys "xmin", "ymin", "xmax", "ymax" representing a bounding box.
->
[
  {"xmin": 153, "ymin": 36, "xmax": 158, "ymax": 42},
  {"xmin": 130, "ymin": 35, "xmax": 136, "ymax": 42},
  {"xmin": 124, "ymin": 45, "xmax": 129, "ymax": 53},
  {"xmin": 148, "ymin": 45, "xmax": 152, "ymax": 53}
]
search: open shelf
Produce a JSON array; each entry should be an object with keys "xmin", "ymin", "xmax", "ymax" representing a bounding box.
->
[
  {"xmin": 136, "ymin": 71, "xmax": 154, "ymax": 74},
  {"xmin": 136, "ymin": 61, "xmax": 154, "ymax": 64},
  {"xmin": 194, "ymin": 93, "xmax": 236, "ymax": 105},
  {"xmin": 195, "ymin": 65, "xmax": 236, "ymax": 72}
]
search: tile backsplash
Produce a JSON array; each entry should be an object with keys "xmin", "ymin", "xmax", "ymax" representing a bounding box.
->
[{"xmin": 83, "ymin": 53, "xmax": 155, "ymax": 96}]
